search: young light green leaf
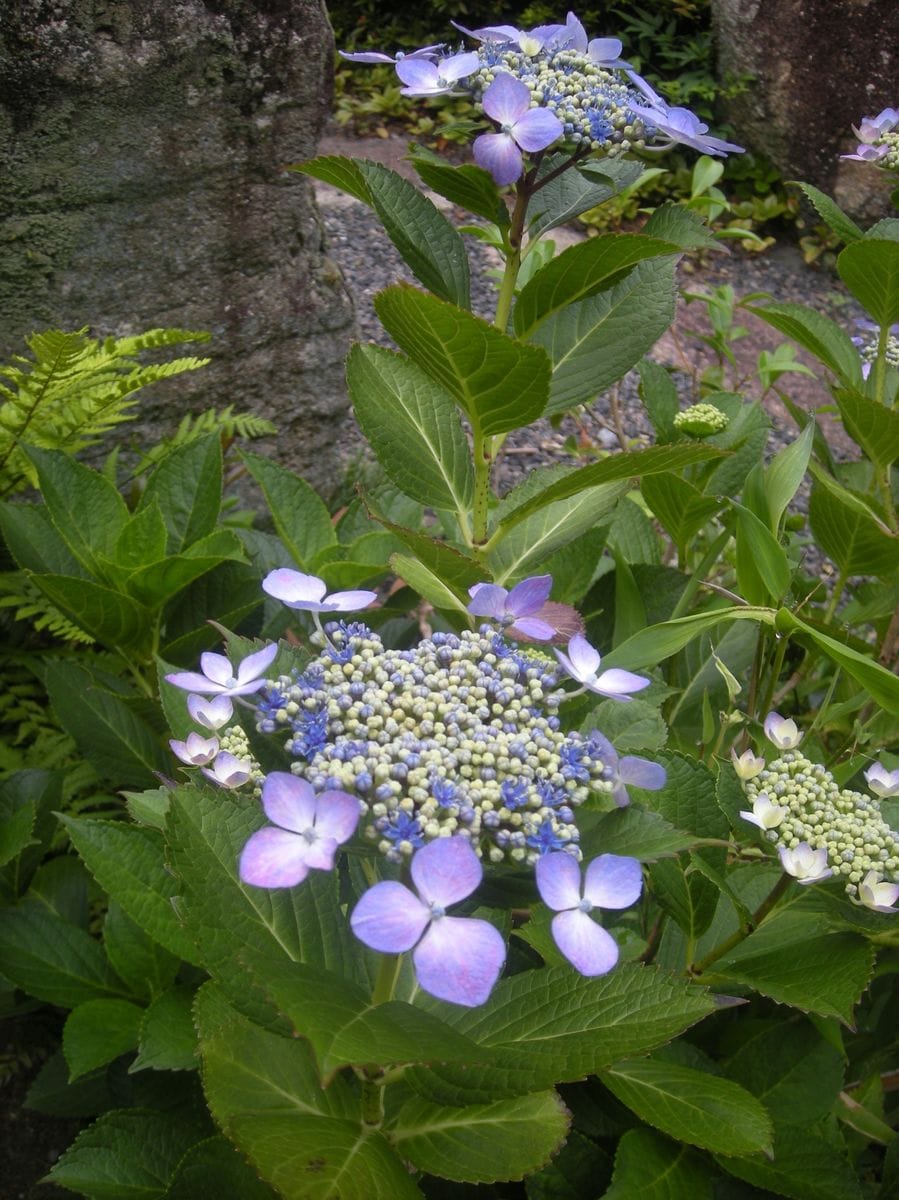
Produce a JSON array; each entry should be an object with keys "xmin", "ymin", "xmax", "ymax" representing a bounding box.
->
[
  {"xmin": 601, "ymin": 1056, "xmax": 773, "ymax": 1155},
  {"xmin": 375, "ymin": 285, "xmax": 550, "ymax": 436},
  {"xmin": 347, "ymin": 344, "xmax": 473, "ymax": 511},
  {"xmin": 139, "ymin": 433, "xmax": 222, "ymax": 552},
  {"xmin": 388, "ymin": 1091, "xmax": 570, "ymax": 1183},
  {"xmin": 746, "ymin": 302, "xmax": 863, "ymax": 385},
  {"xmin": 390, "ymin": 553, "xmax": 471, "ymax": 614},
  {"xmin": 64, "ymin": 999, "xmax": 143, "ymax": 1080},
  {"xmin": 641, "ymin": 475, "xmax": 723, "ymax": 547},
  {"xmin": 533, "ymin": 258, "xmax": 678, "ymax": 415},
  {"xmin": 764, "ymin": 419, "xmax": 815, "ymax": 530},
  {"xmin": 603, "ymin": 607, "xmax": 776, "ymax": 672},
  {"xmin": 603, "ymin": 1128, "xmax": 714, "ymax": 1200},
  {"xmin": 733, "ymin": 501, "xmax": 791, "ymax": 604},
  {"xmin": 642, "ymin": 202, "xmax": 719, "ymax": 249},
  {"xmin": 837, "ymin": 239, "xmax": 899, "ymax": 326},
  {"xmin": 240, "ymin": 451, "xmax": 336, "ymax": 568},
  {"xmin": 790, "ymin": 182, "xmax": 863, "ymax": 244}
]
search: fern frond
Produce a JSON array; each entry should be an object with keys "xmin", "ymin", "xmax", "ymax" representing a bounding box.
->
[
  {"xmin": 130, "ymin": 404, "xmax": 277, "ymax": 476},
  {"xmin": 0, "ymin": 327, "xmax": 211, "ymax": 496},
  {"xmin": 0, "ymin": 575, "xmax": 96, "ymax": 645}
]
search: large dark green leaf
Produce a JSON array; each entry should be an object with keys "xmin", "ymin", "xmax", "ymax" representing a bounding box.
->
[
  {"xmin": 241, "ymin": 451, "xmax": 336, "ymax": 569},
  {"xmin": 408, "ymin": 149, "xmax": 508, "ymax": 226},
  {"xmin": 837, "ymin": 239, "xmax": 899, "ymax": 326},
  {"xmin": 790, "ymin": 183, "xmax": 863, "ymax": 245},
  {"xmin": 603, "ymin": 1128, "xmax": 714, "ymax": 1199},
  {"xmin": 808, "ymin": 478, "xmax": 899, "ymax": 578},
  {"xmin": 747, "ymin": 302, "xmax": 863, "ymax": 385},
  {"xmin": 139, "ymin": 434, "xmax": 222, "ymax": 552},
  {"xmin": 30, "ymin": 573, "xmax": 155, "ymax": 654},
  {"xmin": 527, "ymin": 157, "xmax": 644, "ymax": 237},
  {"xmin": 63, "ymin": 999, "xmax": 143, "ymax": 1080},
  {"xmin": 724, "ymin": 1019, "xmax": 845, "ymax": 1126},
  {"xmin": 715, "ymin": 1125, "xmax": 863, "ymax": 1200},
  {"xmin": 375, "ymin": 285, "xmax": 550, "ymax": 436},
  {"xmin": 834, "ymin": 387, "xmax": 899, "ymax": 467}
]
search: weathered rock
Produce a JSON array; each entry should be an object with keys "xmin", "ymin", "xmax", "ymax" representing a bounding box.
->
[
  {"xmin": 712, "ymin": 0, "xmax": 898, "ymax": 222},
  {"xmin": 0, "ymin": 0, "xmax": 356, "ymax": 492}
]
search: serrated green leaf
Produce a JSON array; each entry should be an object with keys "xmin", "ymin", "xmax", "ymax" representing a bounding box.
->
[
  {"xmin": 834, "ymin": 387, "xmax": 899, "ymax": 467},
  {"xmin": 409, "ymin": 150, "xmax": 509, "ymax": 226},
  {"xmin": 0, "ymin": 902, "xmax": 130, "ymax": 1007},
  {"xmin": 132, "ymin": 985, "xmax": 197, "ymax": 1072},
  {"xmin": 294, "ymin": 157, "xmax": 469, "ymax": 306},
  {"xmin": 139, "ymin": 433, "xmax": 222, "ymax": 552},
  {"xmin": 390, "ymin": 553, "xmax": 470, "ymax": 613},
  {"xmin": 641, "ymin": 474, "xmax": 722, "ymax": 546},
  {"xmin": 241, "ymin": 451, "xmax": 336, "ymax": 568},
  {"xmin": 514, "ymin": 234, "xmax": 679, "ymax": 337},
  {"xmin": 45, "ymin": 1108, "xmax": 204, "ymax": 1199},
  {"xmin": 533, "ymin": 257, "xmax": 678, "ymax": 415},
  {"xmin": 0, "ymin": 778, "xmax": 38, "ymax": 868},
  {"xmin": 113, "ymin": 502, "xmax": 168, "ymax": 571},
  {"xmin": 30, "ymin": 573, "xmax": 155, "ymax": 654},
  {"xmin": 64, "ymin": 998, "xmax": 143, "ymax": 1080},
  {"xmin": 838, "ymin": 239, "xmax": 899, "ymax": 326},
  {"xmin": 528, "ymin": 156, "xmax": 644, "ymax": 237},
  {"xmin": 164, "ymin": 1136, "xmax": 280, "ymax": 1199},
  {"xmin": 714, "ymin": 1125, "xmax": 863, "ymax": 1200},
  {"xmin": 642, "ymin": 202, "xmax": 719, "ymax": 249},
  {"xmin": 0, "ymin": 500, "xmax": 87, "ymax": 575},
  {"xmin": 581, "ymin": 807, "xmax": 696, "ymax": 861},
  {"xmin": 59, "ymin": 815, "xmax": 200, "ymax": 964},
  {"xmin": 602, "ymin": 1056, "xmax": 772, "ymax": 1155},
  {"xmin": 790, "ymin": 183, "xmax": 863, "ymax": 244},
  {"xmin": 388, "ymin": 1091, "xmax": 570, "ymax": 1183},
  {"xmin": 25, "ymin": 1049, "xmax": 112, "ymax": 1119},
  {"xmin": 347, "ymin": 344, "xmax": 473, "ymax": 510},
  {"xmin": 809, "ymin": 478, "xmax": 899, "ymax": 578},
  {"xmin": 121, "ymin": 529, "xmax": 244, "ymax": 608},
  {"xmin": 747, "ymin": 302, "xmax": 863, "ymax": 385},
  {"xmin": 638, "ymin": 358, "xmax": 680, "ymax": 442},
  {"xmin": 104, "ymin": 901, "xmax": 180, "ymax": 1001},
  {"xmin": 581, "ymin": 697, "xmax": 667, "ymax": 752},
  {"xmin": 375, "ymin": 285, "xmax": 550, "ymax": 435},
  {"xmin": 603, "ymin": 606, "xmax": 776, "ymax": 672},
  {"xmin": 603, "ymin": 1128, "xmax": 715, "ymax": 1199},
  {"xmin": 725, "ymin": 1019, "xmax": 845, "ymax": 1126}
]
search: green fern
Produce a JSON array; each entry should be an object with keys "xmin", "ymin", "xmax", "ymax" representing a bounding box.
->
[
  {"xmin": 0, "ymin": 575, "xmax": 96, "ymax": 645},
  {"xmin": 0, "ymin": 326, "xmax": 211, "ymax": 496},
  {"xmin": 130, "ymin": 403, "xmax": 277, "ymax": 476}
]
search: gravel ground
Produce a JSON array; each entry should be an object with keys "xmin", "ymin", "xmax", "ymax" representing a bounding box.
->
[{"xmin": 315, "ymin": 128, "xmax": 866, "ymax": 503}]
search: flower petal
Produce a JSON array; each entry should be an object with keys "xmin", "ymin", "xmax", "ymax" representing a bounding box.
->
[
  {"xmin": 592, "ymin": 668, "xmax": 650, "ymax": 699},
  {"xmin": 301, "ymin": 835, "xmax": 339, "ymax": 873},
  {"xmin": 324, "ymin": 589, "xmax": 378, "ymax": 612},
  {"xmin": 236, "ymin": 643, "xmax": 278, "ymax": 684},
  {"xmin": 187, "ymin": 693, "xmax": 234, "ymax": 729},
  {"xmin": 313, "ymin": 790, "xmax": 361, "ymax": 844},
  {"xmin": 583, "ymin": 854, "xmax": 642, "ymax": 910},
  {"xmin": 394, "ymin": 59, "xmax": 438, "ymax": 90},
  {"xmin": 472, "ymin": 132, "xmax": 524, "ymax": 186},
  {"xmin": 262, "ymin": 569, "xmax": 327, "ymax": 607},
  {"xmin": 618, "ymin": 756, "xmax": 666, "ymax": 791},
  {"xmin": 565, "ymin": 634, "xmax": 601, "ymax": 681},
  {"xmin": 239, "ymin": 828, "xmax": 311, "ymax": 888},
  {"xmin": 535, "ymin": 851, "xmax": 582, "ymax": 912},
  {"xmin": 413, "ymin": 916, "xmax": 506, "ymax": 1006},
  {"xmin": 439, "ymin": 50, "xmax": 480, "ymax": 83},
  {"xmin": 411, "ymin": 836, "xmax": 482, "ymax": 907},
  {"xmin": 350, "ymin": 881, "xmax": 430, "ymax": 953},
  {"xmin": 199, "ymin": 652, "xmax": 234, "ymax": 686},
  {"xmin": 551, "ymin": 909, "xmax": 619, "ymax": 976},
  {"xmin": 166, "ymin": 670, "xmax": 222, "ymax": 694},
  {"xmin": 261, "ymin": 772, "xmax": 316, "ymax": 832},
  {"xmin": 481, "ymin": 72, "xmax": 531, "ymax": 124},
  {"xmin": 467, "ymin": 583, "xmax": 508, "ymax": 618},
  {"xmin": 512, "ymin": 106, "xmax": 563, "ymax": 152},
  {"xmin": 505, "ymin": 575, "xmax": 552, "ymax": 617},
  {"xmin": 509, "ymin": 616, "xmax": 556, "ymax": 640}
]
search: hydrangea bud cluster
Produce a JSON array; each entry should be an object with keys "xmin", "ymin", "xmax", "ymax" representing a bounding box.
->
[
  {"xmin": 673, "ymin": 403, "xmax": 729, "ymax": 438},
  {"xmin": 742, "ymin": 748, "xmax": 899, "ymax": 902},
  {"xmin": 851, "ymin": 319, "xmax": 899, "ymax": 379},
  {"xmin": 255, "ymin": 621, "xmax": 617, "ymax": 865}
]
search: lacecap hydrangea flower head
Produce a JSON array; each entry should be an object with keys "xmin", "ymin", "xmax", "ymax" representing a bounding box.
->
[
  {"xmin": 341, "ymin": 10, "xmax": 743, "ymax": 184},
  {"xmin": 842, "ymin": 107, "xmax": 899, "ymax": 169}
]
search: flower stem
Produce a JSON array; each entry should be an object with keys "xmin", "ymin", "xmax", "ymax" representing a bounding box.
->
[{"xmin": 690, "ymin": 871, "xmax": 791, "ymax": 976}]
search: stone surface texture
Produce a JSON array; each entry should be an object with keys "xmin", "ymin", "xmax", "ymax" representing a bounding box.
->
[
  {"xmin": 712, "ymin": 0, "xmax": 898, "ymax": 222},
  {"xmin": 0, "ymin": 0, "xmax": 355, "ymax": 491}
]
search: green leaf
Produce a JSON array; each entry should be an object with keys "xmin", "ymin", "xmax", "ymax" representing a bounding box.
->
[
  {"xmin": 241, "ymin": 451, "xmax": 336, "ymax": 568},
  {"xmin": 641, "ymin": 474, "xmax": 722, "ymax": 547},
  {"xmin": 774, "ymin": 607, "xmax": 899, "ymax": 715},
  {"xmin": 528, "ymin": 156, "xmax": 644, "ymax": 237},
  {"xmin": 255, "ymin": 956, "xmax": 487, "ymax": 1081},
  {"xmin": 747, "ymin": 302, "xmax": 863, "ymax": 385},
  {"xmin": 514, "ymin": 234, "xmax": 679, "ymax": 337},
  {"xmin": 733, "ymin": 502, "xmax": 791, "ymax": 604},
  {"xmin": 525, "ymin": 1131, "xmax": 612, "ymax": 1200},
  {"xmin": 390, "ymin": 553, "xmax": 470, "ymax": 614},
  {"xmin": 0, "ymin": 902, "xmax": 129, "ymax": 1007},
  {"xmin": 228, "ymin": 1114, "xmax": 424, "ymax": 1200},
  {"xmin": 764, "ymin": 420, "xmax": 815, "ymax": 530},
  {"xmin": 165, "ymin": 787, "xmax": 365, "ymax": 1022},
  {"xmin": 44, "ymin": 662, "xmax": 169, "ymax": 787},
  {"xmin": 581, "ymin": 807, "xmax": 696, "ymax": 861},
  {"xmin": 790, "ymin": 182, "xmax": 863, "ymax": 244},
  {"xmin": 388, "ymin": 1091, "xmax": 570, "ymax": 1183},
  {"xmin": 725, "ymin": 1019, "xmax": 845, "ymax": 1126},
  {"xmin": 104, "ymin": 901, "xmax": 180, "ymax": 1001},
  {"xmin": 493, "ymin": 445, "xmax": 723, "ymax": 534},
  {"xmin": 533, "ymin": 258, "xmax": 678, "ymax": 415},
  {"xmin": 837, "ymin": 239, "xmax": 899, "ymax": 326},
  {"xmin": 64, "ymin": 998, "xmax": 143, "ymax": 1080},
  {"xmin": 46, "ymin": 1108, "xmax": 204, "ymax": 1199},
  {"xmin": 603, "ymin": 607, "xmax": 776, "ymax": 671},
  {"xmin": 122, "ymin": 529, "xmax": 244, "ymax": 608},
  {"xmin": 642, "ymin": 202, "xmax": 719, "ymax": 249},
  {"xmin": 709, "ymin": 909, "xmax": 875, "ymax": 1022},
  {"xmin": 714, "ymin": 1125, "xmax": 863, "ymax": 1200},
  {"xmin": 375, "ymin": 285, "xmax": 550, "ymax": 436},
  {"xmin": 30, "ymin": 574, "xmax": 155, "ymax": 654},
  {"xmin": 23, "ymin": 445, "xmax": 129, "ymax": 574},
  {"xmin": 638, "ymin": 358, "xmax": 680, "ymax": 442},
  {"xmin": 808, "ymin": 479, "xmax": 899, "ymax": 578},
  {"xmin": 132, "ymin": 985, "xmax": 197, "ymax": 1072},
  {"xmin": 409, "ymin": 150, "xmax": 508, "ymax": 226},
  {"xmin": 0, "ymin": 775, "xmax": 40, "ymax": 868},
  {"xmin": 581, "ymin": 697, "xmax": 667, "ymax": 752},
  {"xmin": 347, "ymin": 344, "xmax": 473, "ymax": 510},
  {"xmin": 834, "ymin": 387, "xmax": 899, "ymax": 468},
  {"xmin": 0, "ymin": 500, "xmax": 87, "ymax": 575},
  {"xmin": 113, "ymin": 502, "xmax": 168, "ymax": 571},
  {"xmin": 164, "ymin": 1136, "xmax": 280, "ymax": 1200},
  {"xmin": 601, "ymin": 1056, "xmax": 772, "ymax": 1156},
  {"xmin": 488, "ymin": 481, "xmax": 628, "ymax": 583},
  {"xmin": 603, "ymin": 1128, "xmax": 715, "ymax": 1199},
  {"xmin": 139, "ymin": 433, "xmax": 222, "ymax": 552},
  {"xmin": 295, "ymin": 157, "xmax": 470, "ymax": 306},
  {"xmin": 59, "ymin": 815, "xmax": 200, "ymax": 964}
]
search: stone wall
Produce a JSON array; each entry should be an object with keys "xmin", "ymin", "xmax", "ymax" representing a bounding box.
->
[
  {"xmin": 712, "ymin": 0, "xmax": 898, "ymax": 222},
  {"xmin": 0, "ymin": 0, "xmax": 356, "ymax": 492}
]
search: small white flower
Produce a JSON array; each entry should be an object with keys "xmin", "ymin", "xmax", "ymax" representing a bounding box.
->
[
  {"xmin": 763, "ymin": 711, "xmax": 802, "ymax": 750},
  {"xmin": 187, "ymin": 693, "xmax": 234, "ymax": 731},
  {"xmin": 554, "ymin": 635, "xmax": 649, "ymax": 702},
  {"xmin": 732, "ymin": 747, "xmax": 765, "ymax": 780},
  {"xmin": 201, "ymin": 751, "xmax": 253, "ymax": 789},
  {"xmin": 864, "ymin": 763, "xmax": 899, "ymax": 799},
  {"xmin": 166, "ymin": 644, "xmax": 277, "ymax": 697},
  {"xmin": 740, "ymin": 793, "xmax": 788, "ymax": 831},
  {"xmin": 778, "ymin": 842, "xmax": 832, "ymax": 885},
  {"xmin": 169, "ymin": 732, "xmax": 219, "ymax": 766},
  {"xmin": 858, "ymin": 870, "xmax": 899, "ymax": 914}
]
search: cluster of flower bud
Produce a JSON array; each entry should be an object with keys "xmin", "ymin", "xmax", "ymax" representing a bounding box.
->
[
  {"xmin": 742, "ymin": 747, "xmax": 899, "ymax": 904},
  {"xmin": 842, "ymin": 107, "xmax": 899, "ymax": 169},
  {"xmin": 852, "ymin": 321, "xmax": 899, "ymax": 380},
  {"xmin": 673, "ymin": 403, "xmax": 729, "ymax": 438},
  {"xmin": 469, "ymin": 45, "xmax": 649, "ymax": 154},
  {"xmin": 255, "ymin": 622, "xmax": 618, "ymax": 865}
]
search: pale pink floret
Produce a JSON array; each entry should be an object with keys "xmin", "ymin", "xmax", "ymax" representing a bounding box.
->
[
  {"xmin": 778, "ymin": 842, "xmax": 832, "ymax": 885},
  {"xmin": 262, "ymin": 569, "xmax": 376, "ymax": 614},
  {"xmin": 187, "ymin": 693, "xmax": 234, "ymax": 731},
  {"xmin": 763, "ymin": 711, "xmax": 802, "ymax": 750},
  {"xmin": 554, "ymin": 634, "xmax": 649, "ymax": 701},
  {"xmin": 166, "ymin": 643, "xmax": 277, "ymax": 697},
  {"xmin": 201, "ymin": 752, "xmax": 253, "ymax": 789},
  {"xmin": 169, "ymin": 732, "xmax": 219, "ymax": 766}
]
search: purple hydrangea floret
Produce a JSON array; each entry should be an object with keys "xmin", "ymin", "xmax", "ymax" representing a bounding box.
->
[
  {"xmin": 467, "ymin": 574, "xmax": 556, "ymax": 640},
  {"xmin": 629, "ymin": 100, "xmax": 744, "ymax": 157},
  {"xmin": 473, "ymin": 73, "xmax": 563, "ymax": 185},
  {"xmin": 587, "ymin": 730, "xmax": 666, "ymax": 806},
  {"xmin": 262, "ymin": 569, "xmax": 376, "ymax": 614},
  {"xmin": 395, "ymin": 50, "xmax": 480, "ymax": 96},
  {"xmin": 554, "ymin": 634, "xmax": 649, "ymax": 701},
  {"xmin": 166, "ymin": 643, "xmax": 278, "ymax": 697},
  {"xmin": 536, "ymin": 851, "xmax": 642, "ymax": 975}
]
